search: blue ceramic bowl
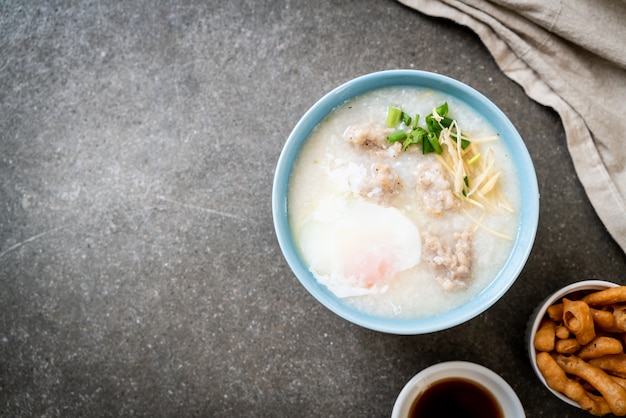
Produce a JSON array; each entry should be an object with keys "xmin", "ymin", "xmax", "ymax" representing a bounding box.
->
[{"xmin": 272, "ymin": 70, "xmax": 539, "ymax": 334}]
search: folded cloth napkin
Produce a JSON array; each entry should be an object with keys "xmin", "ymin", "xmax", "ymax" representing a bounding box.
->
[{"xmin": 398, "ymin": 0, "xmax": 626, "ymax": 253}]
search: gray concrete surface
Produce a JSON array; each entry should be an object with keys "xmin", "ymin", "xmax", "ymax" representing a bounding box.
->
[{"xmin": 2, "ymin": 1, "xmax": 625, "ymax": 417}]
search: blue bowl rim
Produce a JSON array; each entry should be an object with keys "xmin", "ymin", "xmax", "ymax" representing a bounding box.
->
[{"xmin": 272, "ymin": 69, "xmax": 539, "ymax": 335}]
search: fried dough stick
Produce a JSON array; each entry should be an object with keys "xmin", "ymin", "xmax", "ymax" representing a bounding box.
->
[
  {"xmin": 534, "ymin": 319, "xmax": 556, "ymax": 351},
  {"xmin": 555, "ymin": 354, "xmax": 626, "ymax": 416},
  {"xmin": 578, "ymin": 336, "xmax": 624, "ymax": 360},
  {"xmin": 536, "ymin": 352, "xmax": 611, "ymax": 416},
  {"xmin": 547, "ymin": 303, "xmax": 615, "ymax": 330},
  {"xmin": 589, "ymin": 354, "xmax": 626, "ymax": 379},
  {"xmin": 563, "ymin": 298, "xmax": 596, "ymax": 345},
  {"xmin": 583, "ymin": 287, "xmax": 626, "ymax": 307},
  {"xmin": 612, "ymin": 305, "xmax": 626, "ymax": 332}
]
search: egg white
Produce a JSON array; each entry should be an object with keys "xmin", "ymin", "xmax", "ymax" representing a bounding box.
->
[{"xmin": 298, "ymin": 197, "xmax": 422, "ymax": 298}]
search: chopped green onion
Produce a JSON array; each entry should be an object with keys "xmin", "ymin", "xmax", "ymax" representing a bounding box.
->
[
  {"xmin": 424, "ymin": 103, "xmax": 450, "ymax": 137},
  {"xmin": 386, "ymin": 106, "xmax": 403, "ymax": 127},
  {"xmin": 403, "ymin": 138, "xmax": 415, "ymax": 151},
  {"xmin": 451, "ymin": 134, "xmax": 471, "ymax": 149},
  {"xmin": 385, "ymin": 102, "xmax": 460, "ymax": 156},
  {"xmin": 440, "ymin": 116, "xmax": 454, "ymax": 128},
  {"xmin": 435, "ymin": 102, "xmax": 449, "ymax": 117},
  {"xmin": 403, "ymin": 127, "xmax": 426, "ymax": 150},
  {"xmin": 401, "ymin": 112, "xmax": 412, "ymax": 126},
  {"xmin": 387, "ymin": 130, "xmax": 407, "ymax": 143},
  {"xmin": 403, "ymin": 138, "xmax": 416, "ymax": 151},
  {"xmin": 425, "ymin": 114, "xmax": 441, "ymax": 136},
  {"xmin": 412, "ymin": 127, "xmax": 427, "ymax": 140},
  {"xmin": 427, "ymin": 132, "xmax": 442, "ymax": 154},
  {"xmin": 413, "ymin": 114, "xmax": 420, "ymax": 129},
  {"xmin": 422, "ymin": 135, "xmax": 434, "ymax": 154}
]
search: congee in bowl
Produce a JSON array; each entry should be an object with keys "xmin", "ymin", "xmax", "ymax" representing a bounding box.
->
[{"xmin": 272, "ymin": 70, "xmax": 539, "ymax": 334}]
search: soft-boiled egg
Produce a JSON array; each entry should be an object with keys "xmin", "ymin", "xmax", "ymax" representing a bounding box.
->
[{"xmin": 297, "ymin": 197, "xmax": 422, "ymax": 298}]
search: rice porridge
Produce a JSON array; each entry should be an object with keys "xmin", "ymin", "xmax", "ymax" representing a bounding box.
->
[{"xmin": 288, "ymin": 86, "xmax": 521, "ymax": 319}]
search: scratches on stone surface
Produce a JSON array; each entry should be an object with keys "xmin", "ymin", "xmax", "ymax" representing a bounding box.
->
[
  {"xmin": 155, "ymin": 194, "xmax": 241, "ymax": 220},
  {"xmin": 0, "ymin": 226, "xmax": 65, "ymax": 260}
]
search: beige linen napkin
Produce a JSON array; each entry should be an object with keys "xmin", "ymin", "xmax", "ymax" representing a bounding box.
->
[{"xmin": 398, "ymin": 0, "xmax": 626, "ymax": 253}]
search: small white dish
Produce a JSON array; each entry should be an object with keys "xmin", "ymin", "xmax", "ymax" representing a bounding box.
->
[{"xmin": 391, "ymin": 361, "xmax": 525, "ymax": 417}]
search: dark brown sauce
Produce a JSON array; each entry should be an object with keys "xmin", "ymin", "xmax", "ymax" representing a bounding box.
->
[{"xmin": 409, "ymin": 378, "xmax": 503, "ymax": 418}]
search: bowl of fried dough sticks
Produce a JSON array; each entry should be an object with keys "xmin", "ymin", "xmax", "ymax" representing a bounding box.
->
[{"xmin": 528, "ymin": 280, "xmax": 626, "ymax": 416}]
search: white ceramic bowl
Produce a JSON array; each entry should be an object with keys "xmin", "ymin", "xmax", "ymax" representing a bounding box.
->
[
  {"xmin": 391, "ymin": 361, "xmax": 525, "ymax": 417},
  {"xmin": 526, "ymin": 280, "xmax": 620, "ymax": 409},
  {"xmin": 272, "ymin": 70, "xmax": 539, "ymax": 334}
]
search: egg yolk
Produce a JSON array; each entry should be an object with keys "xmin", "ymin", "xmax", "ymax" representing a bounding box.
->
[{"xmin": 344, "ymin": 248, "xmax": 396, "ymax": 288}]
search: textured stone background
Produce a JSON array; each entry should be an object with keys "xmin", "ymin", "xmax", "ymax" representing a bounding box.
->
[{"xmin": 2, "ymin": 1, "xmax": 625, "ymax": 417}]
